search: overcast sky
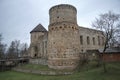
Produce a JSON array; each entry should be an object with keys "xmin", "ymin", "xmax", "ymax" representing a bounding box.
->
[{"xmin": 0, "ymin": 0, "xmax": 120, "ymax": 46}]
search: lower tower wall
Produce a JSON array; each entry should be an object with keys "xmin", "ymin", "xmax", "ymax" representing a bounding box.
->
[{"xmin": 48, "ymin": 22, "xmax": 80, "ymax": 70}]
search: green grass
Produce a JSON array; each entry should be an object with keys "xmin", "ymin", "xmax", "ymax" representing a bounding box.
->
[
  {"xmin": 16, "ymin": 64, "xmax": 73, "ymax": 72},
  {"xmin": 0, "ymin": 62, "xmax": 120, "ymax": 80},
  {"xmin": 17, "ymin": 64, "xmax": 52, "ymax": 71}
]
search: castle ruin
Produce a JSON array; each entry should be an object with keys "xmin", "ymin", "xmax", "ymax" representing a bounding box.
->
[{"xmin": 29, "ymin": 4, "xmax": 105, "ymax": 70}]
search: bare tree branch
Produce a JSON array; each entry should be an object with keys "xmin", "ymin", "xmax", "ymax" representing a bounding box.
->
[{"xmin": 92, "ymin": 11, "xmax": 120, "ymax": 72}]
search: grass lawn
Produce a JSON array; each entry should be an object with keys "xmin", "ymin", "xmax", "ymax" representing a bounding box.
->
[
  {"xmin": 0, "ymin": 62, "xmax": 120, "ymax": 80},
  {"xmin": 15, "ymin": 64, "xmax": 73, "ymax": 72},
  {"xmin": 16, "ymin": 64, "xmax": 52, "ymax": 71}
]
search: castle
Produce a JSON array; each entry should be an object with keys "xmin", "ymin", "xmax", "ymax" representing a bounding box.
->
[{"xmin": 29, "ymin": 4, "xmax": 105, "ymax": 70}]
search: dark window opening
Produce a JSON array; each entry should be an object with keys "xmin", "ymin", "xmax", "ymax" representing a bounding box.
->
[
  {"xmin": 72, "ymin": 27, "xmax": 74, "ymax": 29},
  {"xmin": 87, "ymin": 36, "xmax": 90, "ymax": 45},
  {"xmin": 81, "ymin": 49, "xmax": 83, "ymax": 53},
  {"xmin": 98, "ymin": 36, "xmax": 100, "ymax": 45},
  {"xmin": 93, "ymin": 37, "xmax": 95, "ymax": 45},
  {"xmin": 51, "ymin": 28, "xmax": 54, "ymax": 30},
  {"xmin": 60, "ymin": 26, "xmax": 62, "ymax": 29},
  {"xmin": 34, "ymin": 54, "xmax": 37, "ymax": 57},
  {"xmin": 80, "ymin": 36, "xmax": 83, "ymax": 45},
  {"xmin": 102, "ymin": 37, "xmax": 104, "ymax": 45}
]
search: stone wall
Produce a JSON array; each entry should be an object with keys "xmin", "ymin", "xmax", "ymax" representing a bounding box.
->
[
  {"xmin": 29, "ymin": 32, "xmax": 48, "ymax": 58},
  {"xmin": 29, "ymin": 58, "xmax": 47, "ymax": 65},
  {"xmin": 79, "ymin": 26, "xmax": 105, "ymax": 53},
  {"xmin": 49, "ymin": 4, "xmax": 77, "ymax": 24}
]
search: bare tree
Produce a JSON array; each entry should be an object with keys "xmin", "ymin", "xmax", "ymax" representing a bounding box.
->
[
  {"xmin": 92, "ymin": 11, "xmax": 120, "ymax": 72},
  {"xmin": 0, "ymin": 34, "xmax": 7, "ymax": 59},
  {"xmin": 14, "ymin": 40, "xmax": 20, "ymax": 57},
  {"xmin": 7, "ymin": 41, "xmax": 16, "ymax": 58},
  {"xmin": 19, "ymin": 43, "xmax": 28, "ymax": 57},
  {"xmin": 6, "ymin": 40, "xmax": 20, "ymax": 59}
]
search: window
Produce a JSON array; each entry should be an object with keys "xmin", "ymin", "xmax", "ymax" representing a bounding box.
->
[
  {"xmin": 87, "ymin": 36, "xmax": 90, "ymax": 45},
  {"xmin": 102, "ymin": 37, "xmax": 104, "ymax": 45},
  {"xmin": 60, "ymin": 26, "xmax": 62, "ymax": 29},
  {"xmin": 57, "ymin": 16, "xmax": 59, "ymax": 18},
  {"xmin": 34, "ymin": 54, "xmax": 37, "ymax": 57},
  {"xmin": 80, "ymin": 35, "xmax": 83, "ymax": 45},
  {"xmin": 98, "ymin": 36, "xmax": 100, "ymax": 45},
  {"xmin": 51, "ymin": 28, "xmax": 54, "ymax": 30},
  {"xmin": 34, "ymin": 46, "xmax": 38, "ymax": 57},
  {"xmin": 93, "ymin": 37, "xmax": 95, "ymax": 45},
  {"xmin": 81, "ymin": 49, "xmax": 83, "ymax": 53},
  {"xmin": 45, "ymin": 41, "xmax": 47, "ymax": 48},
  {"xmin": 72, "ymin": 27, "xmax": 74, "ymax": 29}
]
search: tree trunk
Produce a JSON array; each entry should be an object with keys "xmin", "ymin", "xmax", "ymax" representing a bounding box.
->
[
  {"xmin": 103, "ymin": 60, "xmax": 107, "ymax": 72},
  {"xmin": 102, "ymin": 41, "xmax": 107, "ymax": 73}
]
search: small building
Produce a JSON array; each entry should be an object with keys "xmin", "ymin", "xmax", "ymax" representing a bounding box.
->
[
  {"xmin": 29, "ymin": 24, "xmax": 48, "ymax": 59},
  {"xmin": 99, "ymin": 47, "xmax": 120, "ymax": 62}
]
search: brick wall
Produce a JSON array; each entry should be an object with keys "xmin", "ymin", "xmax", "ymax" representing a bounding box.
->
[{"xmin": 102, "ymin": 53, "xmax": 120, "ymax": 62}]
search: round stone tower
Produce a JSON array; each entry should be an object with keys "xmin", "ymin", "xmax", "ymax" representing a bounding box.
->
[{"xmin": 48, "ymin": 4, "xmax": 80, "ymax": 70}]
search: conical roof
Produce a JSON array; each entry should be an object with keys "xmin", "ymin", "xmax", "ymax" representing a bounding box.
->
[{"xmin": 30, "ymin": 24, "xmax": 47, "ymax": 33}]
